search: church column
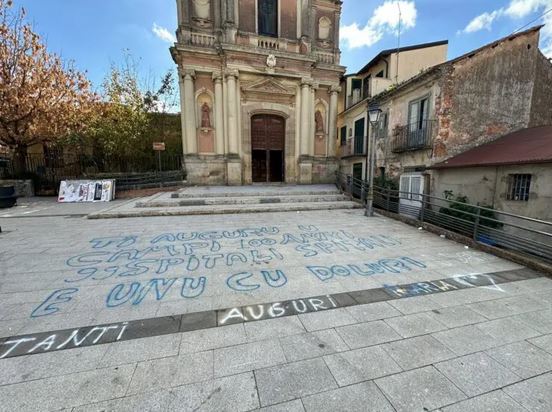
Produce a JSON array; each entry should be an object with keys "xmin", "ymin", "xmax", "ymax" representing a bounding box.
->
[
  {"xmin": 226, "ymin": 70, "xmax": 239, "ymax": 155},
  {"xmin": 300, "ymin": 79, "xmax": 312, "ymax": 156},
  {"xmin": 178, "ymin": 74, "xmax": 188, "ymax": 154},
  {"xmin": 213, "ymin": 72, "xmax": 225, "ymax": 155},
  {"xmin": 328, "ymin": 85, "xmax": 340, "ymax": 157},
  {"xmin": 310, "ymin": 84, "xmax": 316, "ymax": 156},
  {"xmin": 183, "ymin": 69, "xmax": 197, "ymax": 154}
]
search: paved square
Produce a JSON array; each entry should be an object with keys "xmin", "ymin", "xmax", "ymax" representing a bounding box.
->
[{"xmin": 1, "ymin": 199, "xmax": 551, "ymax": 410}]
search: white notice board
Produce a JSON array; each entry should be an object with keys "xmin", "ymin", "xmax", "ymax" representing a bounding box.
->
[{"xmin": 58, "ymin": 180, "xmax": 115, "ymax": 203}]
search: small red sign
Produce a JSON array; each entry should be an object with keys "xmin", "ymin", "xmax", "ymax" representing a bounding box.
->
[{"xmin": 152, "ymin": 142, "xmax": 166, "ymax": 151}]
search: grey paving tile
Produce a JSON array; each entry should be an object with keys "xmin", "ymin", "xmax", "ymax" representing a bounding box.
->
[
  {"xmin": 468, "ymin": 295, "xmax": 547, "ymax": 319},
  {"xmin": 335, "ymin": 320, "xmax": 402, "ymax": 349},
  {"xmin": 432, "ymin": 325, "xmax": 501, "ymax": 356},
  {"xmin": 476, "ymin": 317, "xmax": 540, "ymax": 343},
  {"xmin": 512, "ymin": 309, "xmax": 552, "ymax": 334},
  {"xmin": 258, "ymin": 399, "xmax": 305, "ymax": 412},
  {"xmin": 384, "ymin": 335, "xmax": 456, "ymax": 370},
  {"xmin": 214, "ymin": 339, "xmax": 286, "ymax": 377},
  {"xmin": 98, "ymin": 333, "xmax": 180, "ymax": 367},
  {"xmin": 0, "ymin": 364, "xmax": 135, "ymax": 412},
  {"xmin": 345, "ymin": 301, "xmax": 402, "ymax": 322},
  {"xmin": 279, "ymin": 329, "xmax": 349, "ymax": 362},
  {"xmin": 180, "ymin": 323, "xmax": 247, "ymax": 353},
  {"xmin": 487, "ymin": 341, "xmax": 552, "ymax": 379},
  {"xmin": 73, "ymin": 390, "xmax": 171, "ymax": 412},
  {"xmin": 323, "ymin": 345, "xmax": 402, "ymax": 386},
  {"xmin": 441, "ymin": 390, "xmax": 525, "ymax": 412},
  {"xmin": 503, "ymin": 372, "xmax": 552, "ymax": 412},
  {"xmin": 168, "ymin": 371, "xmax": 259, "ymax": 411},
  {"xmin": 385, "ymin": 312, "xmax": 448, "ymax": 338},
  {"xmin": 244, "ymin": 316, "xmax": 305, "ymax": 342},
  {"xmin": 127, "ymin": 350, "xmax": 213, "ymax": 394},
  {"xmin": 259, "ymin": 399, "xmax": 305, "ymax": 412},
  {"xmin": 388, "ymin": 295, "xmax": 443, "ymax": 315},
  {"xmin": 427, "ymin": 305, "xmax": 487, "ymax": 328},
  {"xmin": 0, "ymin": 345, "xmax": 106, "ymax": 386},
  {"xmin": 529, "ymin": 333, "xmax": 552, "ymax": 354},
  {"xmin": 375, "ymin": 366, "xmax": 466, "ymax": 412},
  {"xmin": 298, "ymin": 308, "xmax": 356, "ymax": 331},
  {"xmin": 435, "ymin": 352, "xmax": 521, "ymax": 397},
  {"xmin": 255, "ymin": 358, "xmax": 337, "ymax": 406},
  {"xmin": 302, "ymin": 381, "xmax": 394, "ymax": 412}
]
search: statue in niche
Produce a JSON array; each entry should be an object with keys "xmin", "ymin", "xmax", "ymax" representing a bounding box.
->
[
  {"xmin": 201, "ymin": 102, "xmax": 211, "ymax": 128},
  {"xmin": 318, "ymin": 17, "xmax": 332, "ymax": 41},
  {"xmin": 315, "ymin": 110, "xmax": 325, "ymax": 134},
  {"xmin": 193, "ymin": 0, "xmax": 210, "ymax": 21}
]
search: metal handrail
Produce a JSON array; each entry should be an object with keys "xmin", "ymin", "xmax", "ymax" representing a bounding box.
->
[
  {"xmin": 335, "ymin": 172, "xmax": 552, "ymax": 264},
  {"xmin": 373, "ymin": 186, "xmax": 552, "ymax": 230}
]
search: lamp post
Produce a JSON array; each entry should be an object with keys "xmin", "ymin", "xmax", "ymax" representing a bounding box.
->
[{"xmin": 366, "ymin": 103, "xmax": 382, "ymax": 217}]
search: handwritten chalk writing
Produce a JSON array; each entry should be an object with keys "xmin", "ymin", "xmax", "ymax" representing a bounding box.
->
[
  {"xmin": 453, "ymin": 273, "xmax": 505, "ymax": 292},
  {"xmin": 30, "ymin": 288, "xmax": 79, "ymax": 318},
  {"xmin": 105, "ymin": 276, "xmax": 207, "ymax": 307},
  {"xmin": 226, "ymin": 270, "xmax": 288, "ymax": 292},
  {"xmin": 307, "ymin": 257, "xmax": 426, "ymax": 282},
  {"xmin": 384, "ymin": 280, "xmax": 459, "ymax": 298},
  {"xmin": 90, "ymin": 236, "xmax": 138, "ymax": 249},
  {"xmin": 0, "ymin": 322, "xmax": 128, "ymax": 359},
  {"xmin": 219, "ymin": 295, "xmax": 338, "ymax": 325}
]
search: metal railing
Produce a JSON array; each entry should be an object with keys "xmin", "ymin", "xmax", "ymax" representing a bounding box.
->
[
  {"xmin": 1, "ymin": 153, "xmax": 184, "ymax": 194},
  {"xmin": 392, "ymin": 119, "xmax": 436, "ymax": 153},
  {"xmin": 335, "ymin": 171, "xmax": 552, "ymax": 264}
]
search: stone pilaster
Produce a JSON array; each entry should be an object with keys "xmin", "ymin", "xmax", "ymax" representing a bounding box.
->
[
  {"xmin": 299, "ymin": 78, "xmax": 313, "ymax": 184},
  {"xmin": 183, "ymin": 69, "xmax": 197, "ymax": 154},
  {"xmin": 213, "ymin": 72, "xmax": 225, "ymax": 155},
  {"xmin": 328, "ymin": 85, "xmax": 341, "ymax": 157},
  {"xmin": 225, "ymin": 69, "xmax": 242, "ymax": 185}
]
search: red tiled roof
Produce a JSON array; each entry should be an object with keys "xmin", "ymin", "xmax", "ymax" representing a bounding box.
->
[{"xmin": 431, "ymin": 126, "xmax": 552, "ymax": 169}]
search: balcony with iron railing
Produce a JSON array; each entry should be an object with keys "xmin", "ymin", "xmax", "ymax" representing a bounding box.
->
[{"xmin": 391, "ymin": 119, "xmax": 436, "ymax": 153}]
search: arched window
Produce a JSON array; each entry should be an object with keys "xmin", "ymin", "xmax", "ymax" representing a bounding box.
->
[{"xmin": 258, "ymin": 0, "xmax": 278, "ymax": 37}]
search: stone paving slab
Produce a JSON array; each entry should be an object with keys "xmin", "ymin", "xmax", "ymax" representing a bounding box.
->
[
  {"xmin": 1, "ymin": 204, "xmax": 551, "ymax": 411},
  {"xmin": 375, "ymin": 366, "xmax": 467, "ymax": 412}
]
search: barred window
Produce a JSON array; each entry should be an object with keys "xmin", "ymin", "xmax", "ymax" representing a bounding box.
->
[{"xmin": 507, "ymin": 174, "xmax": 531, "ymax": 201}]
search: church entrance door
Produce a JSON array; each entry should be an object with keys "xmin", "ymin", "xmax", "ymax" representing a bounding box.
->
[{"xmin": 251, "ymin": 114, "xmax": 285, "ymax": 183}]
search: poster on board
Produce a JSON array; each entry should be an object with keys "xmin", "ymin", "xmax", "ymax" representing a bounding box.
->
[{"xmin": 58, "ymin": 180, "xmax": 116, "ymax": 203}]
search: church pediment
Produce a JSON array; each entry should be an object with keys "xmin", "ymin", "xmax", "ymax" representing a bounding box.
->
[{"xmin": 242, "ymin": 78, "xmax": 295, "ymax": 96}]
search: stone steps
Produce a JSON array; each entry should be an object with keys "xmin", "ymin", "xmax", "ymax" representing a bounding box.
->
[
  {"xmin": 171, "ymin": 188, "xmax": 341, "ymax": 199},
  {"xmin": 136, "ymin": 193, "xmax": 349, "ymax": 208},
  {"xmin": 88, "ymin": 200, "xmax": 362, "ymax": 219}
]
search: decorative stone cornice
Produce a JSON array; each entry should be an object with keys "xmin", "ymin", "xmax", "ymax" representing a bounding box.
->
[
  {"xmin": 225, "ymin": 69, "xmax": 239, "ymax": 79},
  {"xmin": 212, "ymin": 72, "xmax": 223, "ymax": 82}
]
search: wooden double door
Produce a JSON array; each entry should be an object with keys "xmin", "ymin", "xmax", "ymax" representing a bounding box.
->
[{"xmin": 251, "ymin": 114, "xmax": 285, "ymax": 182}]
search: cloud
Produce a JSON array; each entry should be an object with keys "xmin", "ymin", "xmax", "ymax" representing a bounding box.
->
[
  {"xmin": 461, "ymin": 0, "xmax": 552, "ymax": 57},
  {"xmin": 152, "ymin": 23, "xmax": 176, "ymax": 43},
  {"xmin": 463, "ymin": 10, "xmax": 504, "ymax": 33},
  {"xmin": 341, "ymin": 1, "xmax": 417, "ymax": 49}
]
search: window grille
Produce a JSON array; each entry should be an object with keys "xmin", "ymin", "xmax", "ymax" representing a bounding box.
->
[{"xmin": 507, "ymin": 174, "xmax": 531, "ymax": 201}]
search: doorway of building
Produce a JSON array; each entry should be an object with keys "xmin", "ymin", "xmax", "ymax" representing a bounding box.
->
[{"xmin": 251, "ymin": 114, "xmax": 285, "ymax": 182}]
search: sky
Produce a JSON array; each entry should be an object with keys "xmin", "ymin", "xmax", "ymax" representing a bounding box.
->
[{"xmin": 14, "ymin": 0, "xmax": 552, "ymax": 88}]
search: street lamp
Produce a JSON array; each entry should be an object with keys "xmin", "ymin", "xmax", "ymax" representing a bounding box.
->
[{"xmin": 366, "ymin": 103, "xmax": 382, "ymax": 217}]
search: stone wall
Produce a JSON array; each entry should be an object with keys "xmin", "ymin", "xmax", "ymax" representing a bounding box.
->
[
  {"xmin": 529, "ymin": 52, "xmax": 552, "ymax": 127},
  {"xmin": 0, "ymin": 179, "xmax": 34, "ymax": 197},
  {"xmin": 432, "ymin": 30, "xmax": 541, "ymax": 163}
]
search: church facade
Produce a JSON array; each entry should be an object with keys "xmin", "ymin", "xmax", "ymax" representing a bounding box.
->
[{"xmin": 171, "ymin": 0, "xmax": 345, "ymax": 185}]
